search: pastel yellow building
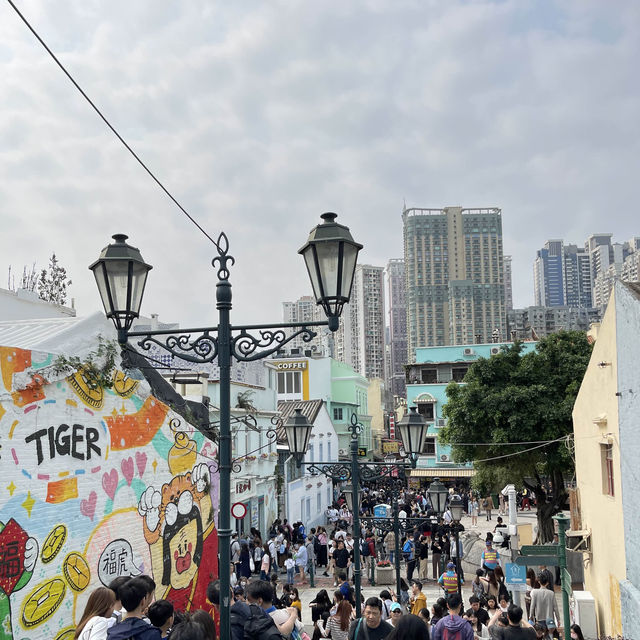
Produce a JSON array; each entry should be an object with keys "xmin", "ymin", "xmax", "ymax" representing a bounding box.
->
[{"xmin": 572, "ymin": 281, "xmax": 640, "ymax": 638}]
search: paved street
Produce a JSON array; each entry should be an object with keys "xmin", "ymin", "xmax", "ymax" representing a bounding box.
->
[{"xmin": 289, "ymin": 508, "xmax": 564, "ymax": 635}]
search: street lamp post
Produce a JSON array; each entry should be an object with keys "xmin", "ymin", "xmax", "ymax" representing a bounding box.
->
[
  {"xmin": 284, "ymin": 408, "xmax": 427, "ymax": 617},
  {"xmin": 449, "ymin": 493, "xmax": 465, "ymax": 596},
  {"xmin": 91, "ymin": 214, "xmax": 361, "ymax": 640}
]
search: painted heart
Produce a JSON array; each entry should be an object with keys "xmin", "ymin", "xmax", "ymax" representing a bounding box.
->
[
  {"xmin": 121, "ymin": 457, "xmax": 134, "ymax": 486},
  {"xmin": 135, "ymin": 451, "xmax": 147, "ymax": 477},
  {"xmin": 102, "ymin": 469, "xmax": 118, "ymax": 501},
  {"xmin": 80, "ymin": 491, "xmax": 97, "ymax": 520}
]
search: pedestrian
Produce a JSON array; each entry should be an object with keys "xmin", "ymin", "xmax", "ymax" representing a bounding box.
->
[
  {"xmin": 253, "ymin": 540, "xmax": 264, "ymax": 575},
  {"xmin": 385, "ymin": 529, "xmax": 396, "ymax": 565},
  {"xmin": 471, "ymin": 497, "xmax": 479, "ymax": 527},
  {"xmin": 388, "ymin": 602, "xmax": 403, "ymax": 628},
  {"xmin": 431, "ymin": 533, "xmax": 443, "ymax": 581},
  {"xmin": 386, "ymin": 613, "xmax": 429, "ymax": 640},
  {"xmin": 285, "ymin": 552, "xmax": 296, "ymax": 585},
  {"xmin": 306, "ymin": 534, "xmax": 317, "ymax": 581},
  {"xmin": 147, "ymin": 601, "xmax": 174, "ymax": 639},
  {"xmin": 409, "ymin": 580, "xmax": 427, "ymax": 615},
  {"xmin": 238, "ymin": 543, "xmax": 251, "ymax": 579},
  {"xmin": 347, "ymin": 597, "xmax": 393, "ymax": 640},
  {"xmin": 294, "ymin": 542, "xmax": 308, "ymax": 584},
  {"xmin": 106, "ymin": 577, "xmax": 161, "ymax": 640},
  {"xmin": 191, "ymin": 610, "xmax": 216, "ymax": 639},
  {"xmin": 318, "ymin": 527, "xmax": 329, "ymax": 570},
  {"xmin": 480, "ymin": 540, "xmax": 500, "ymax": 574},
  {"xmin": 310, "ymin": 589, "xmax": 333, "ymax": 623},
  {"xmin": 438, "ymin": 562, "xmax": 459, "ymax": 596},
  {"xmin": 465, "ymin": 608, "xmax": 490, "ymax": 639},
  {"xmin": 529, "ymin": 572, "xmax": 560, "ymax": 627},
  {"xmin": 333, "ymin": 539, "xmax": 351, "ymax": 587},
  {"xmin": 317, "ymin": 599, "xmax": 353, "ymax": 640},
  {"xmin": 289, "ymin": 586, "xmax": 302, "ymax": 621},
  {"xmin": 74, "ymin": 587, "xmax": 116, "ymax": 640},
  {"xmin": 403, "ymin": 536, "xmax": 416, "ymax": 583},
  {"xmin": 418, "ymin": 535, "xmax": 430, "ymax": 581},
  {"xmin": 430, "ymin": 593, "xmax": 473, "ymax": 640},
  {"xmin": 487, "ymin": 604, "xmax": 536, "ymax": 638},
  {"xmin": 260, "ymin": 545, "xmax": 271, "ymax": 580}
]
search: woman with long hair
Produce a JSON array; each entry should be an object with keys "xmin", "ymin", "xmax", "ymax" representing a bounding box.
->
[
  {"xmin": 260, "ymin": 545, "xmax": 271, "ymax": 580},
  {"xmin": 480, "ymin": 570, "xmax": 500, "ymax": 600},
  {"xmin": 570, "ymin": 624, "xmax": 585, "ymax": 640},
  {"xmin": 386, "ymin": 613, "xmax": 429, "ymax": 640},
  {"xmin": 74, "ymin": 587, "xmax": 116, "ymax": 640},
  {"xmin": 317, "ymin": 599, "xmax": 353, "ymax": 640},
  {"xmin": 310, "ymin": 589, "xmax": 332, "ymax": 623},
  {"xmin": 465, "ymin": 609, "xmax": 489, "ymax": 639}
]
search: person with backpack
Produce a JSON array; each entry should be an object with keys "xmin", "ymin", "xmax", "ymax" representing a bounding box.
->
[
  {"xmin": 244, "ymin": 579, "xmax": 298, "ymax": 640},
  {"xmin": 403, "ymin": 536, "xmax": 416, "ymax": 583},
  {"xmin": 431, "ymin": 593, "xmax": 474, "ymax": 640}
]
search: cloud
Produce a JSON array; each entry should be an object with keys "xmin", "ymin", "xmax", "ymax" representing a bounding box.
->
[{"xmin": 0, "ymin": 0, "xmax": 638, "ymax": 331}]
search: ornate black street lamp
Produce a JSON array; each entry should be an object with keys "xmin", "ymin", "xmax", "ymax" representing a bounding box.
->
[
  {"xmin": 427, "ymin": 477, "xmax": 449, "ymax": 515},
  {"xmin": 92, "ymin": 214, "xmax": 360, "ymax": 640},
  {"xmin": 283, "ymin": 410, "xmax": 427, "ymax": 615},
  {"xmin": 449, "ymin": 493, "xmax": 464, "ymax": 595}
]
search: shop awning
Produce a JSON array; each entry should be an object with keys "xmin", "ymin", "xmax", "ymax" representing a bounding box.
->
[{"xmin": 409, "ymin": 467, "xmax": 476, "ymax": 478}]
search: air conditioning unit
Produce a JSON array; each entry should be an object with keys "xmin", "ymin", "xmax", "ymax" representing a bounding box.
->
[
  {"xmin": 463, "ymin": 348, "xmax": 475, "ymax": 356},
  {"xmin": 490, "ymin": 347, "xmax": 501, "ymax": 355},
  {"xmin": 439, "ymin": 454, "xmax": 451, "ymax": 462},
  {"xmin": 338, "ymin": 449, "xmax": 346, "ymax": 456},
  {"xmin": 436, "ymin": 418, "xmax": 446, "ymax": 428},
  {"xmin": 290, "ymin": 347, "xmax": 302, "ymax": 356},
  {"xmin": 304, "ymin": 349, "xmax": 313, "ymax": 357}
]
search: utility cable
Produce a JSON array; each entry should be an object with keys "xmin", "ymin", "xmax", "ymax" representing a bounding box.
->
[
  {"xmin": 6, "ymin": 0, "xmax": 219, "ymax": 250},
  {"xmin": 469, "ymin": 436, "xmax": 569, "ymax": 464}
]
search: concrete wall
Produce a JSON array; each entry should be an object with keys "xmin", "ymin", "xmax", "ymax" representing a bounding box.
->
[
  {"xmin": 0, "ymin": 287, "xmax": 76, "ymax": 320},
  {"xmin": 614, "ymin": 283, "xmax": 640, "ymax": 638},
  {"xmin": 572, "ymin": 290, "xmax": 624, "ymax": 637},
  {"xmin": 0, "ymin": 344, "xmax": 218, "ymax": 640}
]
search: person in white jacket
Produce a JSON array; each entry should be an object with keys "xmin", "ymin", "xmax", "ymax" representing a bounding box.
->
[{"xmin": 75, "ymin": 586, "xmax": 117, "ymax": 640}]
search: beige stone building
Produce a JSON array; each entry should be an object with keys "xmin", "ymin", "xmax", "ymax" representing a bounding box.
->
[{"xmin": 572, "ymin": 281, "xmax": 640, "ymax": 637}]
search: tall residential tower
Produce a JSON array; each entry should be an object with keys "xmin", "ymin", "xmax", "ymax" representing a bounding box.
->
[
  {"xmin": 403, "ymin": 206, "xmax": 505, "ymax": 357},
  {"xmin": 385, "ymin": 259, "xmax": 407, "ymax": 399}
]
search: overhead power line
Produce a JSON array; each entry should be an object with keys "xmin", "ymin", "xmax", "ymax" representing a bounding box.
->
[{"xmin": 6, "ymin": 0, "xmax": 219, "ymax": 249}]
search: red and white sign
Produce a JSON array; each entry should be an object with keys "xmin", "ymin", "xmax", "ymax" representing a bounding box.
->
[
  {"xmin": 231, "ymin": 502, "xmax": 247, "ymax": 519},
  {"xmin": 389, "ymin": 414, "xmax": 396, "ymax": 439},
  {"xmin": 236, "ymin": 480, "xmax": 251, "ymax": 495}
]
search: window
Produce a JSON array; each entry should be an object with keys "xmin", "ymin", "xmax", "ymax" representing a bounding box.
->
[
  {"xmin": 421, "ymin": 367, "xmax": 437, "ymax": 383},
  {"xmin": 319, "ymin": 443, "xmax": 323, "ymax": 461},
  {"xmin": 601, "ymin": 443, "xmax": 614, "ymax": 496},
  {"xmin": 317, "ymin": 493, "xmax": 322, "ymax": 513},
  {"xmin": 277, "ymin": 371, "xmax": 302, "ymax": 398},
  {"xmin": 328, "ymin": 441, "xmax": 332, "ymax": 460},
  {"xmin": 422, "ymin": 438, "xmax": 436, "ymax": 456},
  {"xmin": 452, "ymin": 366, "xmax": 469, "ymax": 382},
  {"xmin": 333, "ymin": 407, "xmax": 343, "ymax": 421},
  {"xmin": 417, "ymin": 403, "xmax": 434, "ymax": 420}
]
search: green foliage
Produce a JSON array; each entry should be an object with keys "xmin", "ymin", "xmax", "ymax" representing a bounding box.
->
[
  {"xmin": 440, "ymin": 332, "xmax": 592, "ymax": 537},
  {"xmin": 38, "ymin": 253, "xmax": 71, "ymax": 305},
  {"xmin": 52, "ymin": 337, "xmax": 118, "ymax": 390},
  {"xmin": 235, "ymin": 390, "xmax": 257, "ymax": 413}
]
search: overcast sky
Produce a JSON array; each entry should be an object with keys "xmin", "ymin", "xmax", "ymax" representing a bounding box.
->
[{"xmin": 1, "ymin": 0, "xmax": 638, "ymax": 329}]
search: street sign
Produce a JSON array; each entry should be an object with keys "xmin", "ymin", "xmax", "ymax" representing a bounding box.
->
[
  {"xmin": 520, "ymin": 544, "xmax": 560, "ymax": 556},
  {"xmin": 515, "ymin": 555, "xmax": 558, "ymax": 566},
  {"xmin": 374, "ymin": 504, "xmax": 390, "ymax": 518},
  {"xmin": 504, "ymin": 562, "xmax": 527, "ymax": 585},
  {"xmin": 231, "ymin": 502, "xmax": 247, "ymax": 519}
]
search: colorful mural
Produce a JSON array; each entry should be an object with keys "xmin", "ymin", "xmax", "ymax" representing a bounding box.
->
[{"xmin": 0, "ymin": 345, "xmax": 219, "ymax": 639}]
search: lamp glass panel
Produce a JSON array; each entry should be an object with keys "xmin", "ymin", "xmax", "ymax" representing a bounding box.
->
[
  {"xmin": 302, "ymin": 246, "xmax": 323, "ymax": 303},
  {"xmin": 340, "ymin": 242, "xmax": 359, "ymax": 300},
  {"xmin": 313, "ymin": 242, "xmax": 340, "ymax": 300}
]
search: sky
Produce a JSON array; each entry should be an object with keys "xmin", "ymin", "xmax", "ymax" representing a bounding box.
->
[{"xmin": 1, "ymin": 0, "xmax": 638, "ymax": 329}]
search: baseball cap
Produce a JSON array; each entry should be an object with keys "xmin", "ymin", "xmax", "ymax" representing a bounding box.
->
[
  {"xmin": 447, "ymin": 562, "xmax": 455, "ymax": 569},
  {"xmin": 546, "ymin": 619, "xmax": 556, "ymax": 629},
  {"xmin": 390, "ymin": 603, "xmax": 402, "ymax": 612},
  {"xmin": 485, "ymin": 540, "xmax": 492, "ymax": 545}
]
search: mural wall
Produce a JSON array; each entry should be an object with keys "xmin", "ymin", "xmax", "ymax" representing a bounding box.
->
[{"xmin": 0, "ymin": 345, "xmax": 219, "ymax": 640}]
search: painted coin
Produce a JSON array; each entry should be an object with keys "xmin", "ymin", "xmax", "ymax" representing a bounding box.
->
[
  {"xmin": 63, "ymin": 552, "xmax": 91, "ymax": 592},
  {"xmin": 54, "ymin": 628, "xmax": 76, "ymax": 640},
  {"xmin": 21, "ymin": 578, "xmax": 66, "ymax": 628},
  {"xmin": 41, "ymin": 524, "xmax": 67, "ymax": 564},
  {"xmin": 112, "ymin": 369, "xmax": 140, "ymax": 397},
  {"xmin": 67, "ymin": 369, "xmax": 104, "ymax": 409}
]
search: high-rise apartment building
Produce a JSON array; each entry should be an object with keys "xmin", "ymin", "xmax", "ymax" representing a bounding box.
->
[
  {"xmin": 334, "ymin": 264, "xmax": 385, "ymax": 380},
  {"xmin": 385, "ymin": 258, "xmax": 407, "ymax": 399},
  {"xmin": 534, "ymin": 235, "xmax": 640, "ymax": 312},
  {"xmin": 504, "ymin": 255, "xmax": 513, "ymax": 311},
  {"xmin": 282, "ymin": 296, "xmax": 326, "ymax": 354},
  {"xmin": 403, "ymin": 206, "xmax": 505, "ymax": 357}
]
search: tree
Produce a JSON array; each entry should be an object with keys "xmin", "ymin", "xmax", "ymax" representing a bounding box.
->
[
  {"xmin": 440, "ymin": 332, "xmax": 592, "ymax": 542},
  {"xmin": 37, "ymin": 253, "xmax": 71, "ymax": 305}
]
